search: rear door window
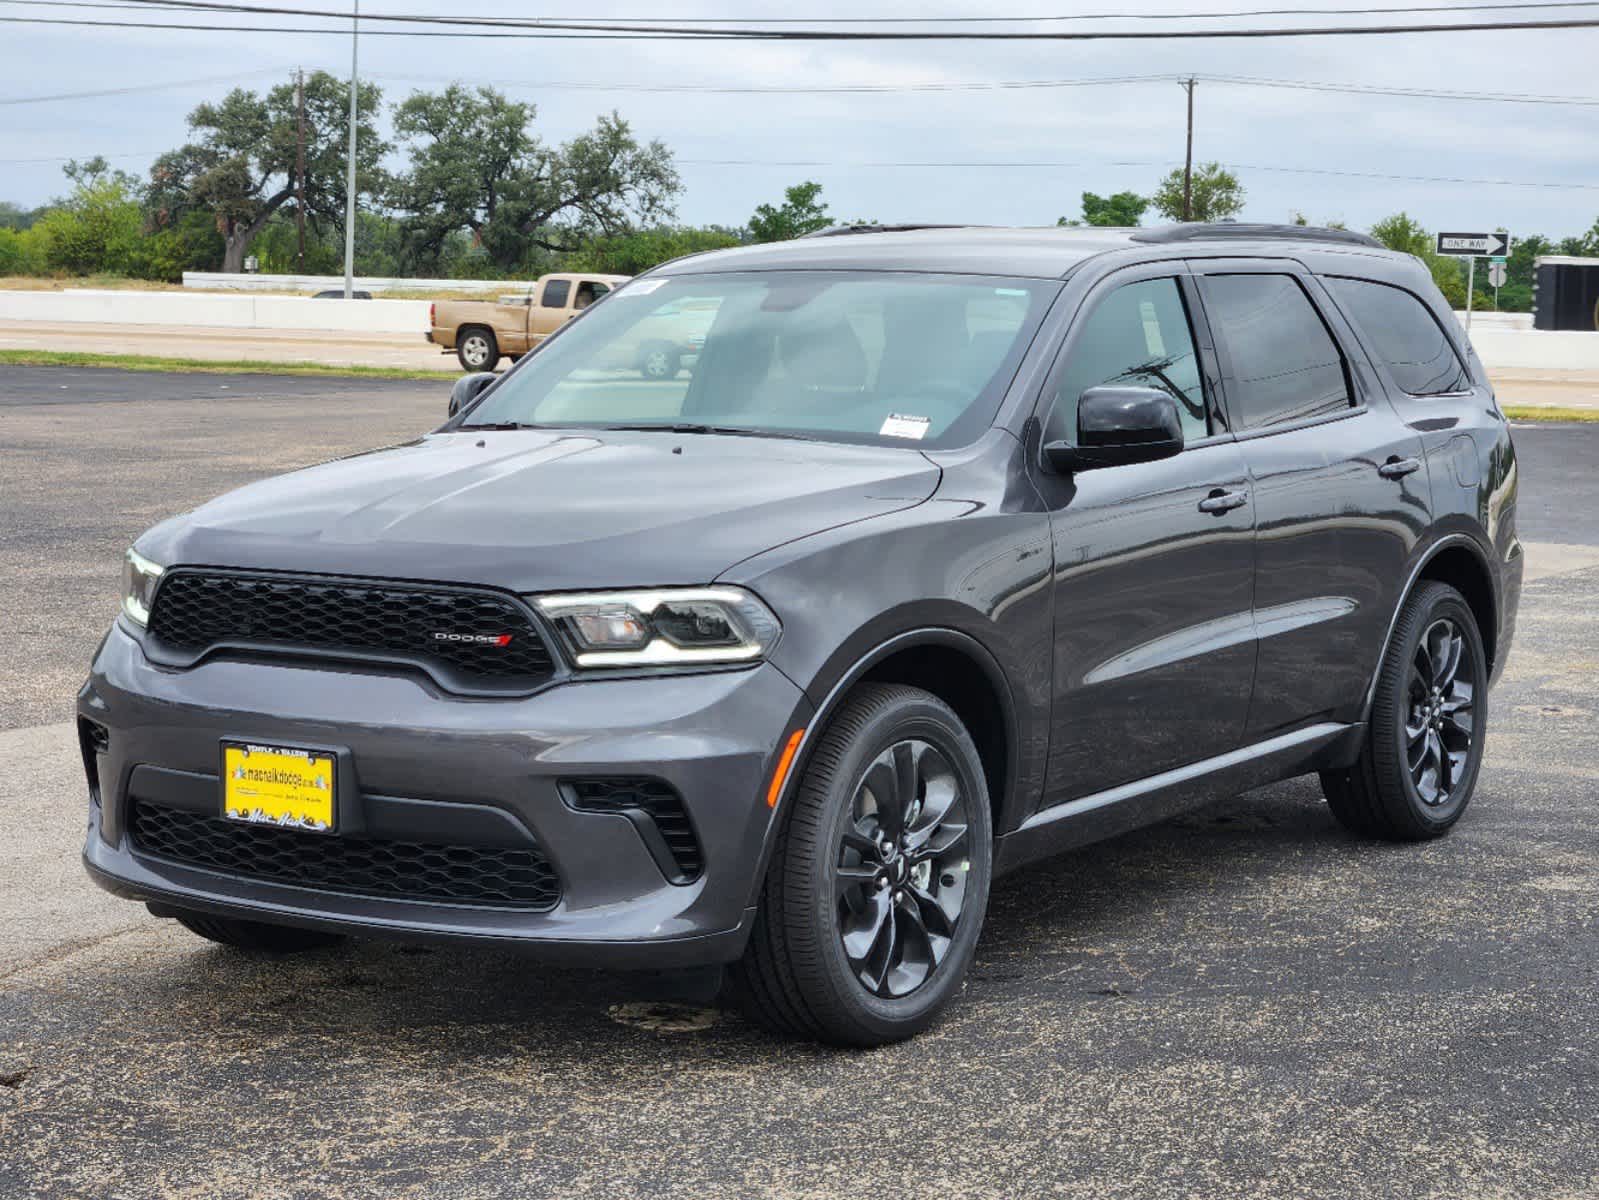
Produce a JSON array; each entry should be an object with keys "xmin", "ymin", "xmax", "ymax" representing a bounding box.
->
[
  {"xmin": 541, "ymin": 279, "xmax": 572, "ymax": 309},
  {"xmin": 1325, "ymin": 276, "xmax": 1471, "ymax": 395},
  {"xmin": 1199, "ymin": 274, "xmax": 1353, "ymax": 430}
]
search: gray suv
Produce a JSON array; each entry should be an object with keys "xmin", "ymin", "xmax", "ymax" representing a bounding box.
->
[{"xmin": 80, "ymin": 224, "xmax": 1521, "ymax": 1045}]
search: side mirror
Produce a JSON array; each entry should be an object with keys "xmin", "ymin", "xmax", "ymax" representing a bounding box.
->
[
  {"xmin": 448, "ymin": 372, "xmax": 497, "ymax": 418},
  {"xmin": 1044, "ymin": 386, "xmax": 1184, "ymax": 473}
]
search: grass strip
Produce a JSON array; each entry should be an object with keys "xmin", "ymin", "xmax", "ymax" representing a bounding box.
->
[{"xmin": 0, "ymin": 349, "xmax": 449, "ymax": 381}]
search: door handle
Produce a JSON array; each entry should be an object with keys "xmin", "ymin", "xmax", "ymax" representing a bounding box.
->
[
  {"xmin": 1198, "ymin": 488, "xmax": 1249, "ymax": 515},
  {"xmin": 1378, "ymin": 456, "xmax": 1422, "ymax": 480}
]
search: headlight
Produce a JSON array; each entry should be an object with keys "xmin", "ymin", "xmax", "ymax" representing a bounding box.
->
[
  {"xmin": 532, "ymin": 587, "xmax": 780, "ymax": 668},
  {"xmin": 121, "ymin": 547, "xmax": 165, "ymax": 627}
]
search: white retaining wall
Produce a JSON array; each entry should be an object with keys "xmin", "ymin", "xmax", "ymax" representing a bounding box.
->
[
  {"xmin": 0, "ymin": 289, "xmax": 430, "ymax": 334},
  {"xmin": 4, "ymin": 288, "xmax": 1599, "ymax": 369},
  {"xmin": 182, "ymin": 271, "xmax": 529, "ymax": 295}
]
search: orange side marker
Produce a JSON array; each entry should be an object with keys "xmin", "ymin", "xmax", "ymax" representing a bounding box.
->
[{"xmin": 766, "ymin": 729, "xmax": 806, "ymax": 808}]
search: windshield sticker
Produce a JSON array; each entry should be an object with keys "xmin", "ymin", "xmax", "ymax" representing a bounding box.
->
[
  {"xmin": 619, "ymin": 279, "xmax": 668, "ymax": 297},
  {"xmin": 995, "ymin": 288, "xmax": 1028, "ymax": 296},
  {"xmin": 880, "ymin": 413, "xmax": 932, "ymax": 440}
]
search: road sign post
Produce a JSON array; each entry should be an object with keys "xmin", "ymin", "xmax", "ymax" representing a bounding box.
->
[
  {"xmin": 1436, "ymin": 232, "xmax": 1513, "ymax": 331},
  {"xmin": 1488, "ymin": 260, "xmax": 1507, "ymax": 310}
]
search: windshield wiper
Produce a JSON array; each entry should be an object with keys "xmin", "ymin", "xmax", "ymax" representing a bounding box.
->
[
  {"xmin": 457, "ymin": 421, "xmax": 547, "ymax": 431},
  {"xmin": 600, "ymin": 422, "xmax": 815, "ymax": 441}
]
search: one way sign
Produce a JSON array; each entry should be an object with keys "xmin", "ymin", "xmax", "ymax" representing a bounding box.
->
[{"xmin": 1436, "ymin": 231, "xmax": 1511, "ymax": 257}]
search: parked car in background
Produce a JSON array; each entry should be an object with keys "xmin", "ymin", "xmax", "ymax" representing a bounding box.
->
[
  {"xmin": 312, "ymin": 289, "xmax": 373, "ymax": 300},
  {"xmin": 83, "ymin": 224, "xmax": 1520, "ymax": 1045},
  {"xmin": 429, "ymin": 273, "xmax": 631, "ymax": 371}
]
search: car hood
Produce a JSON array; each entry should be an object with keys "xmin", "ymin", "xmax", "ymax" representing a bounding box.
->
[{"xmin": 138, "ymin": 429, "xmax": 942, "ymax": 592}]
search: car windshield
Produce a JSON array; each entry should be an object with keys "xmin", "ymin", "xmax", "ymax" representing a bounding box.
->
[{"xmin": 456, "ymin": 270, "xmax": 1059, "ymax": 448}]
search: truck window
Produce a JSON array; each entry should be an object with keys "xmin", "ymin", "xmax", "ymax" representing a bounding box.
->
[
  {"xmin": 542, "ymin": 279, "xmax": 572, "ymax": 309},
  {"xmin": 575, "ymin": 281, "xmax": 609, "ymax": 309}
]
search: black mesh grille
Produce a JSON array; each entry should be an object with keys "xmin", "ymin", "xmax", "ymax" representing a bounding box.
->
[
  {"xmin": 567, "ymin": 777, "xmax": 702, "ymax": 883},
  {"xmin": 129, "ymin": 799, "xmax": 561, "ymax": 910},
  {"xmin": 146, "ymin": 571, "xmax": 555, "ymax": 693}
]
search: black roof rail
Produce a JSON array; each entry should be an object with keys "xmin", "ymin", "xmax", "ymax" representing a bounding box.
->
[
  {"xmin": 799, "ymin": 223, "xmax": 978, "ymax": 239},
  {"xmin": 1130, "ymin": 222, "xmax": 1383, "ymax": 249}
]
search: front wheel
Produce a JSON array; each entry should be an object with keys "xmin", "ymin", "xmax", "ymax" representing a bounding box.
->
[
  {"xmin": 730, "ymin": 683, "xmax": 992, "ymax": 1046},
  {"xmin": 1321, "ymin": 581, "xmax": 1489, "ymax": 840}
]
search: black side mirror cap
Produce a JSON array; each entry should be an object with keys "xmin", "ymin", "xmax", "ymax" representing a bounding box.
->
[
  {"xmin": 448, "ymin": 372, "xmax": 498, "ymax": 418},
  {"xmin": 1044, "ymin": 385, "xmax": 1185, "ymax": 473}
]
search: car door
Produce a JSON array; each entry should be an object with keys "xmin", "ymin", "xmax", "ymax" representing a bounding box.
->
[
  {"xmin": 1191, "ymin": 260, "xmax": 1432, "ymax": 739},
  {"xmin": 531, "ymin": 277, "xmax": 575, "ymax": 344},
  {"xmin": 1031, "ymin": 266, "xmax": 1258, "ymax": 806}
]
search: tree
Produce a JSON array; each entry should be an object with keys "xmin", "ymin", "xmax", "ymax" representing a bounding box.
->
[
  {"xmin": 748, "ymin": 181, "xmax": 831, "ymax": 242},
  {"xmin": 1078, "ymin": 190, "xmax": 1148, "ymax": 227},
  {"xmin": 1151, "ymin": 163, "xmax": 1244, "ymax": 223},
  {"xmin": 29, "ymin": 157, "xmax": 145, "ymax": 275},
  {"xmin": 390, "ymin": 86, "xmax": 680, "ymax": 274},
  {"xmin": 1368, "ymin": 212, "xmax": 1476, "ymax": 308},
  {"xmin": 560, "ymin": 225, "xmax": 744, "ymax": 275},
  {"xmin": 148, "ymin": 71, "xmax": 386, "ymax": 274}
]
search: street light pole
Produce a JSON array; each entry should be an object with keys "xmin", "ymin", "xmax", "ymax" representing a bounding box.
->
[{"xmin": 342, "ymin": 0, "xmax": 359, "ymax": 299}]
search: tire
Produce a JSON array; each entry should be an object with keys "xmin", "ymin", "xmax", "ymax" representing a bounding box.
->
[
  {"xmin": 638, "ymin": 342, "xmax": 681, "ymax": 381},
  {"xmin": 456, "ymin": 326, "xmax": 499, "ymax": 372},
  {"xmin": 172, "ymin": 910, "xmax": 345, "ymax": 953},
  {"xmin": 729, "ymin": 683, "xmax": 993, "ymax": 1046},
  {"xmin": 1320, "ymin": 581, "xmax": 1489, "ymax": 841}
]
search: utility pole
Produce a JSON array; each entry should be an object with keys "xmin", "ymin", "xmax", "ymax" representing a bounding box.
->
[
  {"xmin": 1181, "ymin": 77, "xmax": 1196, "ymax": 222},
  {"xmin": 342, "ymin": 0, "xmax": 359, "ymax": 299},
  {"xmin": 295, "ymin": 68, "xmax": 306, "ymax": 275}
]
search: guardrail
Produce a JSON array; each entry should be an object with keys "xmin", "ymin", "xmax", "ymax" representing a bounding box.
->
[{"xmin": 181, "ymin": 271, "xmax": 531, "ymax": 296}]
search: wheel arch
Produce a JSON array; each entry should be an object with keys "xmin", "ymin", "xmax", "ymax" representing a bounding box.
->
[
  {"xmin": 773, "ymin": 628, "xmax": 1020, "ymax": 847},
  {"xmin": 1364, "ymin": 533, "xmax": 1499, "ymax": 718}
]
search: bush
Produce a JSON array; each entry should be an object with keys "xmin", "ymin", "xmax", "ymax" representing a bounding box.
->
[{"xmin": 0, "ymin": 226, "xmax": 48, "ymax": 274}]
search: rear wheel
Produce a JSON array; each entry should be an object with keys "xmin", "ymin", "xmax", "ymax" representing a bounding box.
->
[
  {"xmin": 1321, "ymin": 581, "xmax": 1488, "ymax": 840},
  {"xmin": 729, "ymin": 684, "xmax": 992, "ymax": 1046},
  {"xmin": 638, "ymin": 341, "xmax": 680, "ymax": 380},
  {"xmin": 456, "ymin": 326, "xmax": 498, "ymax": 372},
  {"xmin": 172, "ymin": 910, "xmax": 345, "ymax": 953}
]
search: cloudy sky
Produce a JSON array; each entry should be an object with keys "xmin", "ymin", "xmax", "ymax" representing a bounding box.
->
[{"xmin": 3, "ymin": 1, "xmax": 1598, "ymax": 240}]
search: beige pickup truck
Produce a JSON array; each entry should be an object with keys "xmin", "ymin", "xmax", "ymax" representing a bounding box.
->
[{"xmin": 428, "ymin": 273, "xmax": 631, "ymax": 371}]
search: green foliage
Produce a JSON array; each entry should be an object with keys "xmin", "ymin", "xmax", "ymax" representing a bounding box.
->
[
  {"xmin": 29, "ymin": 159, "xmax": 146, "ymax": 275},
  {"xmin": 1151, "ymin": 163, "xmax": 1245, "ymax": 222},
  {"xmin": 0, "ymin": 226, "xmax": 48, "ymax": 274},
  {"xmin": 748, "ymin": 181, "xmax": 831, "ymax": 242},
  {"xmin": 559, "ymin": 225, "xmax": 743, "ymax": 275},
  {"xmin": 1079, "ymin": 191, "xmax": 1148, "ymax": 227},
  {"xmin": 390, "ymin": 86, "xmax": 680, "ymax": 274},
  {"xmin": 149, "ymin": 71, "xmax": 387, "ymax": 273},
  {"xmin": 0, "ymin": 201, "xmax": 43, "ymax": 231},
  {"xmin": 1368, "ymin": 211, "xmax": 1479, "ymax": 309}
]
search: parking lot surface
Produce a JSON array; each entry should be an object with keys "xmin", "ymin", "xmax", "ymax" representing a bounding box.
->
[{"xmin": 1, "ymin": 367, "xmax": 1596, "ymax": 1199}]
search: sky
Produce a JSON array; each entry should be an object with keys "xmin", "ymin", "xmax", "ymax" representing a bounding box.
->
[{"xmin": 2, "ymin": 1, "xmax": 1598, "ymax": 240}]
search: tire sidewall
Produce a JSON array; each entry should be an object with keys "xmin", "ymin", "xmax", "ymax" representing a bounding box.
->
[
  {"xmin": 458, "ymin": 328, "xmax": 496, "ymax": 372},
  {"xmin": 796, "ymin": 696, "xmax": 993, "ymax": 1039},
  {"xmin": 1380, "ymin": 589, "xmax": 1489, "ymax": 830}
]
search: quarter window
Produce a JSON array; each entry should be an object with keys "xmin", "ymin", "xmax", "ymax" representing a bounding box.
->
[
  {"xmin": 542, "ymin": 279, "xmax": 572, "ymax": 308},
  {"xmin": 1201, "ymin": 274, "xmax": 1352, "ymax": 429},
  {"xmin": 1326, "ymin": 276, "xmax": 1471, "ymax": 395},
  {"xmin": 1047, "ymin": 278, "xmax": 1208, "ymax": 445}
]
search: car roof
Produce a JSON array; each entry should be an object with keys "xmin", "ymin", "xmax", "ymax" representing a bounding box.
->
[{"xmin": 654, "ymin": 223, "xmax": 1405, "ymax": 281}]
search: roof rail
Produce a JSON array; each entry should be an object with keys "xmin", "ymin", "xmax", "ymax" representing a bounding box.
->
[
  {"xmin": 799, "ymin": 223, "xmax": 977, "ymax": 239},
  {"xmin": 1130, "ymin": 222, "xmax": 1383, "ymax": 249}
]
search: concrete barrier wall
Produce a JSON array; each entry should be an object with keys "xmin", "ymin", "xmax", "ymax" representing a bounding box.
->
[
  {"xmin": 182, "ymin": 271, "xmax": 532, "ymax": 295},
  {"xmin": 4, "ymin": 287, "xmax": 1598, "ymax": 369},
  {"xmin": 0, "ymin": 289, "xmax": 430, "ymax": 334}
]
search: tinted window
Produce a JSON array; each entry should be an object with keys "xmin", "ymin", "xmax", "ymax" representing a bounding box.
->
[
  {"xmin": 460, "ymin": 271, "xmax": 1057, "ymax": 448},
  {"xmin": 542, "ymin": 279, "xmax": 572, "ymax": 308},
  {"xmin": 1326, "ymin": 276, "xmax": 1470, "ymax": 395},
  {"xmin": 1047, "ymin": 278, "xmax": 1207, "ymax": 445},
  {"xmin": 1202, "ymin": 274, "xmax": 1351, "ymax": 429}
]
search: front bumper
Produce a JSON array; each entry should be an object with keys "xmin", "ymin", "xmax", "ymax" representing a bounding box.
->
[{"xmin": 79, "ymin": 622, "xmax": 810, "ymax": 967}]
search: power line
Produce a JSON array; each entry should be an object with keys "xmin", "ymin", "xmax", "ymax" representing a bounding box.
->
[
  {"xmin": 0, "ymin": 65, "xmax": 290, "ymax": 105},
  {"xmin": 11, "ymin": 5, "xmax": 1599, "ymax": 39},
  {"xmin": 75, "ymin": 0, "xmax": 1599, "ymax": 22}
]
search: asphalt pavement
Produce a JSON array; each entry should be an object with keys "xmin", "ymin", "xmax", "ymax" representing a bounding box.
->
[{"xmin": 1, "ymin": 366, "xmax": 1596, "ymax": 1199}]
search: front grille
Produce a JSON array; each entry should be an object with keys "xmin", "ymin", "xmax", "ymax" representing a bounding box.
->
[
  {"xmin": 130, "ymin": 799, "xmax": 561, "ymax": 910},
  {"xmin": 146, "ymin": 570, "xmax": 556, "ymax": 693},
  {"xmin": 566, "ymin": 777, "xmax": 703, "ymax": 883}
]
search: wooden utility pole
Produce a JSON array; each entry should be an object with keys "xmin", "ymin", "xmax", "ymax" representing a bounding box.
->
[
  {"xmin": 295, "ymin": 68, "xmax": 307, "ymax": 272},
  {"xmin": 1181, "ymin": 77, "xmax": 1196, "ymax": 222}
]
